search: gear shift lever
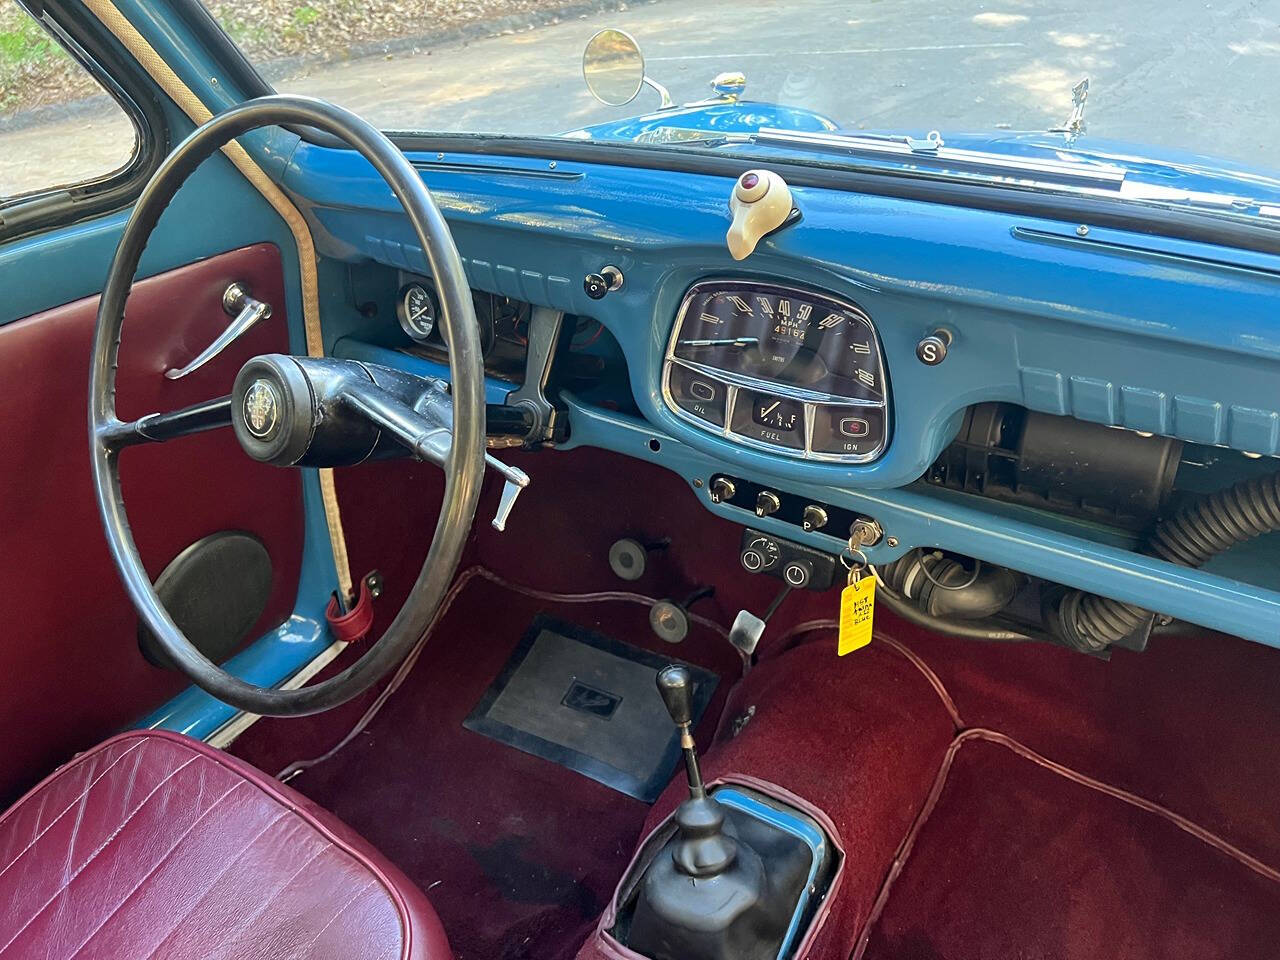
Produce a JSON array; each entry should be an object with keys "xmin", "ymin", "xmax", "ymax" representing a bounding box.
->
[
  {"xmin": 655, "ymin": 666, "xmax": 737, "ymax": 876},
  {"xmin": 623, "ymin": 666, "xmax": 837, "ymax": 960},
  {"xmin": 656, "ymin": 665, "xmax": 702, "ymax": 793}
]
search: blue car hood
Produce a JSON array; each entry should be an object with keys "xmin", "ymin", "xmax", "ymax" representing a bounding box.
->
[{"xmin": 570, "ymin": 102, "xmax": 1280, "ymax": 213}]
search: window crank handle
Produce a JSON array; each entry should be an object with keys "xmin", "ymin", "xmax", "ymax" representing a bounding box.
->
[{"xmin": 166, "ymin": 282, "xmax": 272, "ymax": 380}]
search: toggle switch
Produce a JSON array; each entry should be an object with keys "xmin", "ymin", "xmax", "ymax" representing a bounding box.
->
[
  {"xmin": 755, "ymin": 490, "xmax": 782, "ymax": 518},
  {"xmin": 801, "ymin": 504, "xmax": 829, "ymax": 532}
]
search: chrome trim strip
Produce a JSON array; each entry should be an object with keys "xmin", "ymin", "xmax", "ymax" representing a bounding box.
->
[{"xmin": 755, "ymin": 128, "xmax": 1128, "ymax": 190}]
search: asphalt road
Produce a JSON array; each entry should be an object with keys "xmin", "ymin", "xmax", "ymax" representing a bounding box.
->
[{"xmin": 4, "ymin": 0, "xmax": 1279, "ymax": 198}]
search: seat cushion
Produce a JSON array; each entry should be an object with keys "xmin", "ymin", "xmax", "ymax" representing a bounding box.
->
[{"xmin": 0, "ymin": 730, "xmax": 452, "ymax": 960}]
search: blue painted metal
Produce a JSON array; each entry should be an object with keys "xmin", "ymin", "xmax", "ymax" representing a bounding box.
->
[
  {"xmin": 272, "ymin": 136, "xmax": 1280, "ymax": 647},
  {"xmin": 557, "ymin": 394, "xmax": 1280, "ymax": 648},
  {"xmin": 284, "ymin": 140, "xmax": 1280, "ymax": 493},
  {"xmin": 713, "ymin": 787, "xmax": 829, "ymax": 960},
  {"xmin": 573, "ymin": 103, "xmax": 1280, "ymax": 211},
  {"xmin": 569, "ymin": 100, "xmax": 837, "ymax": 142}
]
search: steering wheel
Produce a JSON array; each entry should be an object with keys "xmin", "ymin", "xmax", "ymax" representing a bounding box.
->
[{"xmin": 89, "ymin": 96, "xmax": 485, "ymax": 717}]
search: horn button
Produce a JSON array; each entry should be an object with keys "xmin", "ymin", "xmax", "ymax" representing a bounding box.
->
[{"xmin": 231, "ymin": 354, "xmax": 324, "ymax": 466}]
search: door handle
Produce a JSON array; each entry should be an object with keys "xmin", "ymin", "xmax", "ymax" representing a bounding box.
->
[{"xmin": 165, "ymin": 282, "xmax": 273, "ymax": 380}]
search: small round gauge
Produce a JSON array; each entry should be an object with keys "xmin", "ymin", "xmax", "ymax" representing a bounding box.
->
[{"xmin": 397, "ymin": 283, "xmax": 437, "ymax": 342}]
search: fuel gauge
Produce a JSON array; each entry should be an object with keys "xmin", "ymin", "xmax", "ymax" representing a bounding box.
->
[{"xmin": 730, "ymin": 388, "xmax": 805, "ymax": 450}]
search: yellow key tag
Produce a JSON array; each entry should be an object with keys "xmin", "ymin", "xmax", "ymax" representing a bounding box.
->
[{"xmin": 838, "ymin": 574, "xmax": 876, "ymax": 655}]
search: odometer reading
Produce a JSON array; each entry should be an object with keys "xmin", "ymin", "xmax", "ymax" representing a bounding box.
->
[{"xmin": 663, "ymin": 280, "xmax": 889, "ymax": 463}]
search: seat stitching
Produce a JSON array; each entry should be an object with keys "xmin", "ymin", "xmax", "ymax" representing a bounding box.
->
[
  {"xmin": 142, "ymin": 809, "xmax": 291, "ymax": 960},
  {"xmin": 208, "ymin": 842, "xmax": 333, "ymax": 956},
  {"xmin": 62, "ymin": 780, "xmax": 247, "ymax": 960},
  {"xmin": 0, "ymin": 741, "xmax": 146, "ymax": 881},
  {"xmin": 0, "ymin": 755, "xmax": 197, "ymax": 958},
  {"xmin": 294, "ymin": 877, "xmax": 379, "ymax": 955}
]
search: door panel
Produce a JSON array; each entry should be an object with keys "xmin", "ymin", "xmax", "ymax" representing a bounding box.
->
[{"xmin": 0, "ymin": 242, "xmax": 303, "ymax": 803}]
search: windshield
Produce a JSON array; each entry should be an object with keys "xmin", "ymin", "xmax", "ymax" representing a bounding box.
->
[
  {"xmin": 10, "ymin": 0, "xmax": 1277, "ymax": 213},
  {"xmin": 229, "ymin": 1, "xmax": 1277, "ymax": 169}
]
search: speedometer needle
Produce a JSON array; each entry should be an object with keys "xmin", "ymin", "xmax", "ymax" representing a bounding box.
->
[{"xmin": 678, "ymin": 337, "xmax": 759, "ymax": 348}]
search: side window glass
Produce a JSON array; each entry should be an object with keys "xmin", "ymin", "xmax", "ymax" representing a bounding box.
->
[{"xmin": 1, "ymin": 0, "xmax": 138, "ymax": 201}]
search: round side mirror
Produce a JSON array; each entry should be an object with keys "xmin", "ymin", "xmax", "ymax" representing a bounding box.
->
[{"xmin": 583, "ymin": 28, "xmax": 646, "ymax": 106}]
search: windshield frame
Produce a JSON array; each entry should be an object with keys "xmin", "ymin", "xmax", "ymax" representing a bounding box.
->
[{"xmin": 174, "ymin": 0, "xmax": 1280, "ymax": 257}]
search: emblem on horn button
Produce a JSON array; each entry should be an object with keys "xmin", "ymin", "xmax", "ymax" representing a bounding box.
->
[{"xmin": 242, "ymin": 379, "xmax": 281, "ymax": 439}]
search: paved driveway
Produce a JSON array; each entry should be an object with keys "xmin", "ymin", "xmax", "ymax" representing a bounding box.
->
[{"xmin": 4, "ymin": 0, "xmax": 1279, "ymax": 198}]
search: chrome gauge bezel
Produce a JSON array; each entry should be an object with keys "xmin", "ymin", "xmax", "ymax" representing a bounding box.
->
[
  {"xmin": 396, "ymin": 281, "xmax": 438, "ymax": 342},
  {"xmin": 662, "ymin": 279, "xmax": 891, "ymax": 464}
]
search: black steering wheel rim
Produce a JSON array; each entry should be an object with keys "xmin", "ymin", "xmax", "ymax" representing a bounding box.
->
[{"xmin": 89, "ymin": 95, "xmax": 486, "ymax": 717}]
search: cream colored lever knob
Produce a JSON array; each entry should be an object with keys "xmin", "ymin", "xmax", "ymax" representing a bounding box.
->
[{"xmin": 726, "ymin": 169, "xmax": 793, "ymax": 260}]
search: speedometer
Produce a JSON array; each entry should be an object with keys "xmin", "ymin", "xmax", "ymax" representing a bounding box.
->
[
  {"xmin": 672, "ymin": 283, "xmax": 882, "ymax": 401},
  {"xmin": 663, "ymin": 280, "xmax": 890, "ymax": 463}
]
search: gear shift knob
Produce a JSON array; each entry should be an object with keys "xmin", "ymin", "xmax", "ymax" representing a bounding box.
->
[
  {"xmin": 656, "ymin": 664, "xmax": 694, "ymax": 727},
  {"xmin": 657, "ymin": 664, "xmax": 706, "ymax": 798}
]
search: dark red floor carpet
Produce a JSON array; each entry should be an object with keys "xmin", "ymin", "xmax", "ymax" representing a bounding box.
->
[
  {"xmin": 231, "ymin": 449, "xmax": 1280, "ymax": 960},
  {"xmin": 862, "ymin": 735, "xmax": 1280, "ymax": 960},
  {"xmin": 271, "ymin": 573, "xmax": 741, "ymax": 960},
  {"xmin": 867, "ymin": 619, "xmax": 1280, "ymax": 872}
]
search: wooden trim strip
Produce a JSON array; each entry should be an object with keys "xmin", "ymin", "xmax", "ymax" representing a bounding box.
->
[{"xmin": 80, "ymin": 0, "xmax": 352, "ymax": 598}]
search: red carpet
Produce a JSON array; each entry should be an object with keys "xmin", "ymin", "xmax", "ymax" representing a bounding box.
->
[
  {"xmin": 263, "ymin": 572, "xmax": 741, "ymax": 960},
  {"xmin": 230, "ymin": 450, "xmax": 1280, "ymax": 960},
  {"xmin": 862, "ymin": 734, "xmax": 1280, "ymax": 960}
]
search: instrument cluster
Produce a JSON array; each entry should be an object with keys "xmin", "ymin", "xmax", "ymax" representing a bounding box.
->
[{"xmin": 662, "ymin": 279, "xmax": 890, "ymax": 462}]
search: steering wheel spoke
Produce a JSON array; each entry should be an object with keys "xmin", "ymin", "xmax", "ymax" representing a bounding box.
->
[{"xmin": 99, "ymin": 396, "xmax": 232, "ymax": 451}]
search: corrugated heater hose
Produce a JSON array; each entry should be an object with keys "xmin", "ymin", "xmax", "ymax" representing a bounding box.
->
[{"xmin": 1054, "ymin": 470, "xmax": 1280, "ymax": 652}]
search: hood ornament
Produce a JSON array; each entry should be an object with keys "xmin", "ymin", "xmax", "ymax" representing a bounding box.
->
[
  {"xmin": 1050, "ymin": 77, "xmax": 1090, "ymax": 146},
  {"xmin": 710, "ymin": 71, "xmax": 746, "ymax": 101}
]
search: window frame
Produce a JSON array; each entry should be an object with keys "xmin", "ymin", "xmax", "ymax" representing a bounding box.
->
[
  {"xmin": 164, "ymin": 0, "xmax": 1280, "ymax": 257},
  {"xmin": 0, "ymin": 0, "xmax": 168, "ymax": 242}
]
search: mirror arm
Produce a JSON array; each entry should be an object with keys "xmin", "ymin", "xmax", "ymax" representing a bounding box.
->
[{"xmin": 643, "ymin": 75, "xmax": 675, "ymax": 109}]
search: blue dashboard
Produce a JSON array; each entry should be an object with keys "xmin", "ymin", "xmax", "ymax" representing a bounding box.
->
[{"xmin": 277, "ymin": 134, "xmax": 1280, "ymax": 649}]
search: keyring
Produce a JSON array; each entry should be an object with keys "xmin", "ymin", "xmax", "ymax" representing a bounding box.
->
[{"xmin": 839, "ymin": 548, "xmax": 868, "ymax": 572}]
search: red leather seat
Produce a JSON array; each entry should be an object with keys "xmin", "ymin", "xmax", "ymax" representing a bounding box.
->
[{"xmin": 0, "ymin": 730, "xmax": 452, "ymax": 960}]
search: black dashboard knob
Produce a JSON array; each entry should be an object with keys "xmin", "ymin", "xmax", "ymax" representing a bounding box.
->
[
  {"xmin": 710, "ymin": 477, "xmax": 737, "ymax": 503},
  {"xmin": 584, "ymin": 273, "xmax": 608, "ymax": 300},
  {"xmin": 783, "ymin": 559, "xmax": 813, "ymax": 588},
  {"xmin": 755, "ymin": 491, "xmax": 782, "ymax": 518},
  {"xmin": 801, "ymin": 504, "xmax": 829, "ymax": 532},
  {"xmin": 916, "ymin": 330, "xmax": 952, "ymax": 365}
]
